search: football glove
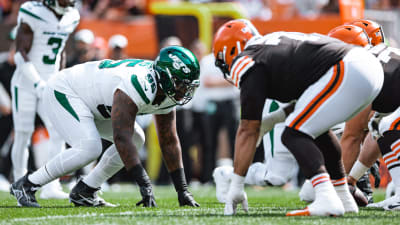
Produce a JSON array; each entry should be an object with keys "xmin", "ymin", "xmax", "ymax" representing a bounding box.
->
[
  {"xmin": 368, "ymin": 112, "xmax": 384, "ymax": 140},
  {"xmin": 136, "ymin": 186, "xmax": 157, "ymax": 207},
  {"xmin": 178, "ymin": 190, "xmax": 200, "ymax": 207},
  {"xmin": 224, "ymin": 174, "xmax": 248, "ymax": 215},
  {"xmin": 370, "ymin": 161, "xmax": 381, "ymax": 188}
]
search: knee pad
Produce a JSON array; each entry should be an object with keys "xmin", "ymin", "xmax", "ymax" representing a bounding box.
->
[{"xmin": 132, "ymin": 125, "xmax": 145, "ymax": 150}]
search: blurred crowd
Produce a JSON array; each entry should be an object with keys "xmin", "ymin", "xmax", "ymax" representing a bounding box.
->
[{"xmin": 1, "ymin": 0, "xmax": 400, "ymax": 25}]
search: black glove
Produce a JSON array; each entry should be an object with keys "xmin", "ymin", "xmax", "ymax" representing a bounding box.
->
[
  {"xmin": 136, "ymin": 186, "xmax": 157, "ymax": 207},
  {"xmin": 370, "ymin": 161, "xmax": 381, "ymax": 188},
  {"xmin": 178, "ymin": 190, "xmax": 200, "ymax": 207},
  {"xmin": 130, "ymin": 164, "xmax": 157, "ymax": 207},
  {"xmin": 170, "ymin": 168, "xmax": 200, "ymax": 207}
]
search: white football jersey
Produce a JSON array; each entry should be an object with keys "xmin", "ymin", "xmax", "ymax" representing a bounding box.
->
[
  {"xmin": 17, "ymin": 1, "xmax": 79, "ymax": 79},
  {"xmin": 48, "ymin": 59, "xmax": 177, "ymax": 120}
]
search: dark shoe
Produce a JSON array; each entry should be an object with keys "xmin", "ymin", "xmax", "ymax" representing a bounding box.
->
[
  {"xmin": 69, "ymin": 179, "xmax": 116, "ymax": 207},
  {"xmin": 10, "ymin": 175, "xmax": 40, "ymax": 207},
  {"xmin": 357, "ymin": 172, "xmax": 374, "ymax": 204}
]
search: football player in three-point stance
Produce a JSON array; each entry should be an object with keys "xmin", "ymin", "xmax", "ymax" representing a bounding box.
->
[
  {"xmin": 327, "ymin": 22, "xmax": 400, "ymax": 210},
  {"xmin": 11, "ymin": 0, "xmax": 79, "ymax": 199},
  {"xmin": 212, "ymin": 19, "xmax": 384, "ymax": 216},
  {"xmin": 213, "ymin": 99, "xmax": 298, "ymax": 203},
  {"xmin": 10, "ymin": 46, "xmax": 200, "ymax": 208}
]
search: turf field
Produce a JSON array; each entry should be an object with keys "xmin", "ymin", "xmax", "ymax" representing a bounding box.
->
[{"xmin": 0, "ymin": 185, "xmax": 396, "ymax": 225}]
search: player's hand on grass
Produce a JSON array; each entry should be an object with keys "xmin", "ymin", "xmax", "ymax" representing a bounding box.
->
[
  {"xmin": 224, "ymin": 174, "xmax": 248, "ymax": 215},
  {"xmin": 178, "ymin": 190, "xmax": 200, "ymax": 207},
  {"xmin": 136, "ymin": 186, "xmax": 157, "ymax": 207}
]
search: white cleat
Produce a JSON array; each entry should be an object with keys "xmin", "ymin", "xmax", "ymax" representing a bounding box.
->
[
  {"xmin": 287, "ymin": 192, "xmax": 344, "ymax": 216},
  {"xmin": 368, "ymin": 195, "xmax": 400, "ymax": 209},
  {"xmin": 40, "ymin": 180, "xmax": 69, "ymax": 199},
  {"xmin": 212, "ymin": 166, "xmax": 233, "ymax": 203},
  {"xmin": 334, "ymin": 184, "xmax": 358, "ymax": 213},
  {"xmin": 299, "ymin": 180, "xmax": 315, "ymax": 203},
  {"xmin": 386, "ymin": 181, "xmax": 396, "ymax": 199}
]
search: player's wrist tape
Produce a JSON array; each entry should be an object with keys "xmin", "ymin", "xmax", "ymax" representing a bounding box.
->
[
  {"xmin": 130, "ymin": 164, "xmax": 152, "ymax": 188},
  {"xmin": 349, "ymin": 160, "xmax": 369, "ymax": 181},
  {"xmin": 231, "ymin": 173, "xmax": 245, "ymax": 189},
  {"xmin": 14, "ymin": 52, "xmax": 42, "ymax": 84},
  {"xmin": 170, "ymin": 168, "xmax": 188, "ymax": 192}
]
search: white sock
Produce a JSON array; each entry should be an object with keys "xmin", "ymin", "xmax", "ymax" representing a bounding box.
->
[
  {"xmin": 83, "ymin": 145, "xmax": 124, "ymax": 189},
  {"xmin": 389, "ymin": 167, "xmax": 400, "ymax": 188},
  {"xmin": 29, "ymin": 147, "xmax": 99, "ymax": 186},
  {"xmin": 311, "ymin": 173, "xmax": 333, "ymax": 198},
  {"xmin": 11, "ymin": 131, "xmax": 32, "ymax": 180}
]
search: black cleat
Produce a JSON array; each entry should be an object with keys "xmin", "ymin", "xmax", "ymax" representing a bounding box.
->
[
  {"xmin": 69, "ymin": 179, "xmax": 116, "ymax": 207},
  {"xmin": 10, "ymin": 175, "xmax": 40, "ymax": 207},
  {"xmin": 357, "ymin": 172, "xmax": 374, "ymax": 204}
]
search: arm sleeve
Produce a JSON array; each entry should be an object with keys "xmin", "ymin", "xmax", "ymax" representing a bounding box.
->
[{"xmin": 240, "ymin": 65, "xmax": 269, "ymax": 121}]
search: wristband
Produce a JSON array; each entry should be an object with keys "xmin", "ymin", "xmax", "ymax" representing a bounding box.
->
[
  {"xmin": 170, "ymin": 168, "xmax": 188, "ymax": 192},
  {"xmin": 349, "ymin": 160, "xmax": 369, "ymax": 181}
]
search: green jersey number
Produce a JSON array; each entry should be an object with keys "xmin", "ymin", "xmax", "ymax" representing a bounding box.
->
[
  {"xmin": 43, "ymin": 37, "xmax": 63, "ymax": 65},
  {"xmin": 98, "ymin": 59, "xmax": 152, "ymax": 69}
]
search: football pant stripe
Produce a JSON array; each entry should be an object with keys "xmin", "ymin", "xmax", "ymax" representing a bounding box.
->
[
  {"xmin": 289, "ymin": 61, "xmax": 344, "ymax": 130},
  {"xmin": 390, "ymin": 117, "xmax": 400, "ymax": 130}
]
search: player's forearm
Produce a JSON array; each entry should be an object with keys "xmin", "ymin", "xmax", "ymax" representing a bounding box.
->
[
  {"xmin": 233, "ymin": 121, "xmax": 259, "ymax": 176},
  {"xmin": 160, "ymin": 140, "xmax": 183, "ymax": 172},
  {"xmin": 359, "ymin": 133, "xmax": 381, "ymax": 168},
  {"xmin": 114, "ymin": 134, "xmax": 141, "ymax": 170},
  {"xmin": 341, "ymin": 134, "xmax": 363, "ymax": 174}
]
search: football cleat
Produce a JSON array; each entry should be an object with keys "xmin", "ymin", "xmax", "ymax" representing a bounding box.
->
[
  {"xmin": 357, "ymin": 172, "xmax": 374, "ymax": 204},
  {"xmin": 69, "ymin": 179, "xmax": 117, "ymax": 207},
  {"xmin": 212, "ymin": 166, "xmax": 233, "ymax": 203},
  {"xmin": 287, "ymin": 193, "xmax": 344, "ymax": 216},
  {"xmin": 40, "ymin": 179, "xmax": 69, "ymax": 199},
  {"xmin": 367, "ymin": 195, "xmax": 400, "ymax": 209},
  {"xmin": 10, "ymin": 175, "xmax": 40, "ymax": 207}
]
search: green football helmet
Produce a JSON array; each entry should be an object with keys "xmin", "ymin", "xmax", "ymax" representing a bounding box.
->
[
  {"xmin": 154, "ymin": 46, "xmax": 200, "ymax": 105},
  {"xmin": 43, "ymin": 0, "xmax": 75, "ymax": 15}
]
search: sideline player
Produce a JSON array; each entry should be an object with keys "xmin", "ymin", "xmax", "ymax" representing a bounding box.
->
[
  {"xmin": 10, "ymin": 46, "xmax": 200, "ymax": 208},
  {"xmin": 327, "ymin": 23, "xmax": 400, "ymax": 210},
  {"xmin": 213, "ymin": 99, "xmax": 298, "ymax": 203},
  {"xmin": 11, "ymin": 0, "xmax": 79, "ymax": 199},
  {"xmin": 212, "ymin": 19, "xmax": 384, "ymax": 216}
]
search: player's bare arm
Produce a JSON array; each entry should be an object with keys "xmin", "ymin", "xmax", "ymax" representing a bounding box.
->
[
  {"xmin": 154, "ymin": 110, "xmax": 199, "ymax": 207},
  {"xmin": 154, "ymin": 110, "xmax": 183, "ymax": 172},
  {"xmin": 341, "ymin": 104, "xmax": 372, "ymax": 174},
  {"xmin": 112, "ymin": 89, "xmax": 156, "ymax": 207},
  {"xmin": 111, "ymin": 89, "xmax": 140, "ymax": 170},
  {"xmin": 15, "ymin": 23, "xmax": 33, "ymax": 61},
  {"xmin": 234, "ymin": 119, "xmax": 260, "ymax": 176}
]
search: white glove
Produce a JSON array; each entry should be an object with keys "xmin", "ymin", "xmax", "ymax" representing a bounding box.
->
[
  {"xmin": 224, "ymin": 174, "xmax": 248, "ymax": 215},
  {"xmin": 34, "ymin": 80, "xmax": 47, "ymax": 99},
  {"xmin": 256, "ymin": 108, "xmax": 286, "ymax": 147},
  {"xmin": 368, "ymin": 112, "xmax": 385, "ymax": 140}
]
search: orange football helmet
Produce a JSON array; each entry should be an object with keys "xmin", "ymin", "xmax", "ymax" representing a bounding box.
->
[
  {"xmin": 213, "ymin": 19, "xmax": 259, "ymax": 79},
  {"xmin": 327, "ymin": 25, "xmax": 370, "ymax": 47},
  {"xmin": 350, "ymin": 19, "xmax": 385, "ymax": 46}
]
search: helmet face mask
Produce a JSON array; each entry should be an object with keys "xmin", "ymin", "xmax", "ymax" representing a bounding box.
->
[
  {"xmin": 213, "ymin": 19, "xmax": 259, "ymax": 84},
  {"xmin": 154, "ymin": 46, "xmax": 200, "ymax": 106},
  {"xmin": 43, "ymin": 0, "xmax": 75, "ymax": 15}
]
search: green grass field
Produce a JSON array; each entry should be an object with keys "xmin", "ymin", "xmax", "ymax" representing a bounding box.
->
[{"xmin": 0, "ymin": 185, "xmax": 397, "ymax": 225}]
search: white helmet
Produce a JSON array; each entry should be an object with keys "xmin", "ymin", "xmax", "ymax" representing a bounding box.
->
[{"xmin": 43, "ymin": 0, "xmax": 75, "ymax": 15}]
